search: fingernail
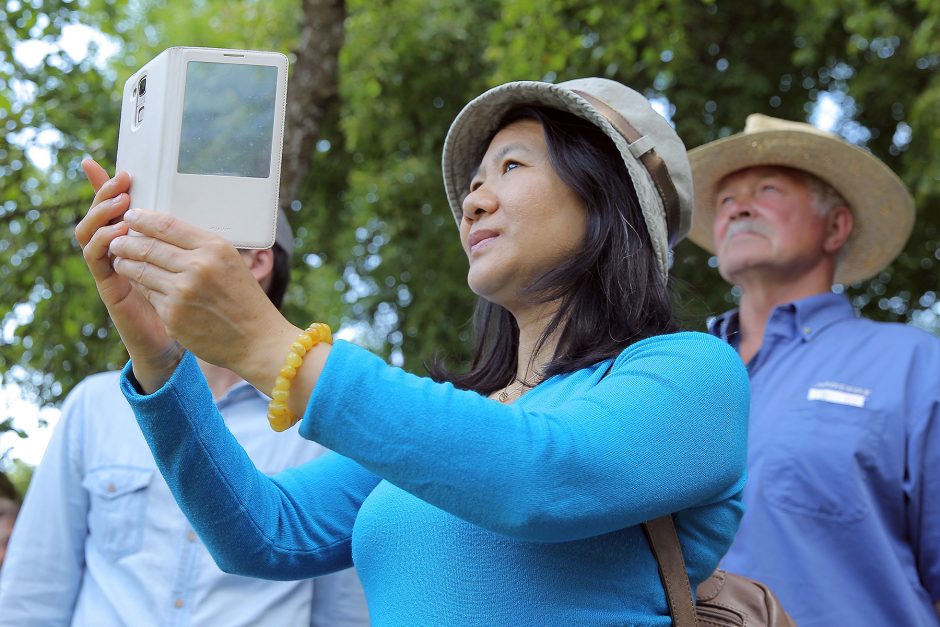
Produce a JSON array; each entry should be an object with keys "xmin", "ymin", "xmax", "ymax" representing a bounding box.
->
[{"xmin": 125, "ymin": 209, "xmax": 138, "ymax": 221}]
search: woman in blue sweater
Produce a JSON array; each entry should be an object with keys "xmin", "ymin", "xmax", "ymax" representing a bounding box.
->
[{"xmin": 76, "ymin": 78, "xmax": 749, "ymax": 625}]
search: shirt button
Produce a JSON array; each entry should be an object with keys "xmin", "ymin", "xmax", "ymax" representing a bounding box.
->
[
  {"xmin": 187, "ymin": 531, "xmax": 197, "ymax": 542},
  {"xmin": 107, "ymin": 483, "xmax": 116, "ymax": 493},
  {"xmin": 802, "ymin": 326, "xmax": 812, "ymax": 335},
  {"xmin": 175, "ymin": 599, "xmax": 185, "ymax": 609}
]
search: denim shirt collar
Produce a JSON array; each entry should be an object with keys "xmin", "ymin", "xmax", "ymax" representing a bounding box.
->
[
  {"xmin": 709, "ymin": 292, "xmax": 857, "ymax": 349},
  {"xmin": 216, "ymin": 379, "xmax": 264, "ymax": 408}
]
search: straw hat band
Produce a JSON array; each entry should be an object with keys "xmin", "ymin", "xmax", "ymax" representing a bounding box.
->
[{"xmin": 572, "ymin": 90, "xmax": 682, "ymax": 247}]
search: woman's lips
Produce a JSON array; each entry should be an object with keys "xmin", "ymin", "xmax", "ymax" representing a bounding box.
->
[{"xmin": 469, "ymin": 230, "xmax": 499, "ymax": 254}]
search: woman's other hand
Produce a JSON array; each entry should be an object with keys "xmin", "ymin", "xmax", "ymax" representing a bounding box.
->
[{"xmin": 76, "ymin": 158, "xmax": 184, "ymax": 392}]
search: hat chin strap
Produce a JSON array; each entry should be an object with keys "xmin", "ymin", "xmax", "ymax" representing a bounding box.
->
[{"xmin": 571, "ymin": 90, "xmax": 681, "ymax": 248}]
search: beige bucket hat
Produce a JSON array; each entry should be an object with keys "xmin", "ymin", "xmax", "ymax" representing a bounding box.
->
[
  {"xmin": 441, "ymin": 78, "xmax": 693, "ymax": 277},
  {"xmin": 687, "ymin": 114, "xmax": 915, "ymax": 285}
]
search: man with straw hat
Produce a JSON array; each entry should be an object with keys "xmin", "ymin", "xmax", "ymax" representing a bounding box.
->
[{"xmin": 688, "ymin": 114, "xmax": 940, "ymax": 626}]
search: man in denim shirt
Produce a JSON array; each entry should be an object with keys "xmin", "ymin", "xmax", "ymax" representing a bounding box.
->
[
  {"xmin": 687, "ymin": 114, "xmax": 940, "ymax": 627},
  {"xmin": 0, "ymin": 201, "xmax": 369, "ymax": 626}
]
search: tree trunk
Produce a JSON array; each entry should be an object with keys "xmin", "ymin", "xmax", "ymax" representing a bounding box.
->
[{"xmin": 279, "ymin": 0, "xmax": 346, "ymax": 215}]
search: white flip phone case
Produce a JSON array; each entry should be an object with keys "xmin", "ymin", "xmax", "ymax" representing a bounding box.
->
[{"xmin": 115, "ymin": 47, "xmax": 288, "ymax": 249}]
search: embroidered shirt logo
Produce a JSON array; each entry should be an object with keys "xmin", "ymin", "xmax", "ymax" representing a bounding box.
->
[{"xmin": 807, "ymin": 381, "xmax": 870, "ymax": 408}]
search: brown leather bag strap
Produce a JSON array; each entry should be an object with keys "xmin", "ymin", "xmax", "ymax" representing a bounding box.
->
[
  {"xmin": 571, "ymin": 90, "xmax": 682, "ymax": 247},
  {"xmin": 642, "ymin": 515, "xmax": 698, "ymax": 627}
]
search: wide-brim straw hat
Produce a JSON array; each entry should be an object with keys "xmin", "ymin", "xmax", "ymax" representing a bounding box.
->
[
  {"xmin": 441, "ymin": 78, "xmax": 693, "ymax": 277},
  {"xmin": 687, "ymin": 114, "xmax": 915, "ymax": 285}
]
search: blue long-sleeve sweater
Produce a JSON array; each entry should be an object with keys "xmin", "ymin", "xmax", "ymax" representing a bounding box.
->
[{"xmin": 121, "ymin": 331, "xmax": 748, "ymax": 626}]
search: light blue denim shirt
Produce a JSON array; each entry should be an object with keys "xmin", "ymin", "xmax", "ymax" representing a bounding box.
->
[
  {"xmin": 0, "ymin": 370, "xmax": 369, "ymax": 627},
  {"xmin": 711, "ymin": 292, "xmax": 940, "ymax": 627}
]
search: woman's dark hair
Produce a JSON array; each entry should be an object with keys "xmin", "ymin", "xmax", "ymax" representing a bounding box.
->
[{"xmin": 430, "ymin": 105, "xmax": 678, "ymax": 395}]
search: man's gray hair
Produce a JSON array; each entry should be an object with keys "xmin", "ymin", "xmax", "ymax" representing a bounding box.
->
[{"xmin": 792, "ymin": 169, "xmax": 851, "ymax": 259}]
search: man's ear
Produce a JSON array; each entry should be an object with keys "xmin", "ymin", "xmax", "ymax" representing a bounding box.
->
[
  {"xmin": 239, "ymin": 248, "xmax": 275, "ymax": 284},
  {"xmin": 824, "ymin": 205, "xmax": 853, "ymax": 254}
]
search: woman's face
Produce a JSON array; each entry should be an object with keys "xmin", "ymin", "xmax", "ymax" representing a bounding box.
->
[{"xmin": 459, "ymin": 119, "xmax": 588, "ymax": 310}]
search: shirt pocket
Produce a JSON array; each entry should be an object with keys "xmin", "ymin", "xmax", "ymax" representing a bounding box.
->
[
  {"xmin": 83, "ymin": 466, "xmax": 153, "ymax": 560},
  {"xmin": 762, "ymin": 404, "xmax": 886, "ymax": 523}
]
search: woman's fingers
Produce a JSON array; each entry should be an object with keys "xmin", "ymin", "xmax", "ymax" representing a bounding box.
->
[
  {"xmin": 112, "ymin": 255, "xmax": 177, "ymax": 296},
  {"xmin": 82, "ymin": 220, "xmax": 131, "ymax": 281},
  {"xmin": 81, "ymin": 158, "xmax": 110, "ymax": 192},
  {"xmin": 75, "ymin": 191, "xmax": 131, "ymax": 247},
  {"xmin": 89, "ymin": 170, "xmax": 130, "ymax": 210},
  {"xmin": 75, "ymin": 160, "xmax": 132, "ymax": 248},
  {"xmin": 122, "ymin": 208, "xmax": 222, "ymax": 251},
  {"xmin": 109, "ymin": 233, "xmax": 191, "ymax": 274}
]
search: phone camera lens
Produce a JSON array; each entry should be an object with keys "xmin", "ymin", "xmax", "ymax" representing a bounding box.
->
[{"xmin": 138, "ymin": 77, "xmax": 147, "ymax": 96}]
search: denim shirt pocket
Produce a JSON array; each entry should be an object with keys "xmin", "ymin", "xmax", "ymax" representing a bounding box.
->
[
  {"xmin": 762, "ymin": 404, "xmax": 886, "ymax": 523},
  {"xmin": 83, "ymin": 466, "xmax": 153, "ymax": 560}
]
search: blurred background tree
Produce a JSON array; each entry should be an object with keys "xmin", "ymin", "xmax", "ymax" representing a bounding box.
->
[{"xmin": 3, "ymin": 0, "xmax": 939, "ymax": 452}]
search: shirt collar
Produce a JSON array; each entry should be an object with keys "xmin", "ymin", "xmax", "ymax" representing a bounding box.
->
[
  {"xmin": 788, "ymin": 292, "xmax": 856, "ymax": 340},
  {"xmin": 215, "ymin": 380, "xmax": 265, "ymax": 407},
  {"xmin": 709, "ymin": 292, "xmax": 856, "ymax": 345},
  {"xmin": 708, "ymin": 308, "xmax": 741, "ymax": 346}
]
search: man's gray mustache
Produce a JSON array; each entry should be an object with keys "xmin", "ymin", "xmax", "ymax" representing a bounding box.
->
[{"xmin": 724, "ymin": 219, "xmax": 773, "ymax": 242}]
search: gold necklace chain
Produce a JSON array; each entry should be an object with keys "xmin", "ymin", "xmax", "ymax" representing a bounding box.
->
[{"xmin": 496, "ymin": 377, "xmax": 533, "ymax": 403}]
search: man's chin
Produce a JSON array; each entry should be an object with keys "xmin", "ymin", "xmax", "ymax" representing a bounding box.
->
[{"xmin": 715, "ymin": 255, "xmax": 767, "ymax": 284}]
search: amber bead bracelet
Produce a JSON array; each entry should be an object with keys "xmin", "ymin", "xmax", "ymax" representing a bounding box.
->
[{"xmin": 267, "ymin": 322, "xmax": 332, "ymax": 432}]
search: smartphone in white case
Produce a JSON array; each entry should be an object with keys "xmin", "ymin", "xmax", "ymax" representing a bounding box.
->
[{"xmin": 115, "ymin": 47, "xmax": 288, "ymax": 249}]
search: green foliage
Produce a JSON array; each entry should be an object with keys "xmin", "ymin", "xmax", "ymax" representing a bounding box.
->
[
  {"xmin": 2, "ymin": 0, "xmax": 939, "ymax": 425},
  {"xmin": 4, "ymin": 458, "xmax": 34, "ymax": 501},
  {"xmin": 1, "ymin": 0, "xmax": 131, "ymax": 409},
  {"xmin": 779, "ymin": 0, "xmax": 940, "ymax": 323},
  {"xmin": 0, "ymin": 0, "xmax": 307, "ymax": 415},
  {"xmin": 334, "ymin": 0, "xmax": 500, "ymax": 366}
]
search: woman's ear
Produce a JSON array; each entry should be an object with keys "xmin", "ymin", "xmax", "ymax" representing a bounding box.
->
[{"xmin": 824, "ymin": 205, "xmax": 853, "ymax": 254}]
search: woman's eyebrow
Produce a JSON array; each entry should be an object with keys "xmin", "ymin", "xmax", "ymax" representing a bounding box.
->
[{"xmin": 472, "ymin": 142, "xmax": 531, "ymax": 180}]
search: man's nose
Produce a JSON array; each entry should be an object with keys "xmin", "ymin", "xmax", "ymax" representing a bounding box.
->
[{"xmin": 723, "ymin": 196, "xmax": 754, "ymax": 221}]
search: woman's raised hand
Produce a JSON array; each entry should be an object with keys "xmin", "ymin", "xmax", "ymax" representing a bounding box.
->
[
  {"xmin": 76, "ymin": 159, "xmax": 185, "ymax": 392},
  {"xmin": 95, "ymin": 182, "xmax": 297, "ymax": 393}
]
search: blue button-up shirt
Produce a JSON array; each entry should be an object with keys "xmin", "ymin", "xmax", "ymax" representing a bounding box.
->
[
  {"xmin": 0, "ymin": 370, "xmax": 370, "ymax": 627},
  {"xmin": 711, "ymin": 293, "xmax": 940, "ymax": 627}
]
